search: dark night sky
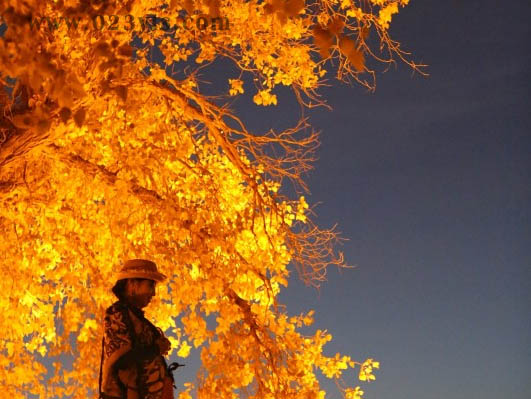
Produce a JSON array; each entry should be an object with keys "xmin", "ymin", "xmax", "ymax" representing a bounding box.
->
[
  {"xmin": 175, "ymin": 1, "xmax": 530, "ymax": 398},
  {"xmin": 278, "ymin": 1, "xmax": 530, "ymax": 398}
]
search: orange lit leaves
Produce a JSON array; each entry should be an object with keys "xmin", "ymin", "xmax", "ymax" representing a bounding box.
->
[
  {"xmin": 264, "ymin": 0, "xmax": 306, "ymax": 22},
  {"xmin": 0, "ymin": 0, "xmax": 413, "ymax": 396},
  {"xmin": 312, "ymin": 21, "xmax": 365, "ymax": 71},
  {"xmin": 338, "ymin": 35, "xmax": 365, "ymax": 72},
  {"xmin": 312, "ymin": 25, "xmax": 334, "ymax": 59}
]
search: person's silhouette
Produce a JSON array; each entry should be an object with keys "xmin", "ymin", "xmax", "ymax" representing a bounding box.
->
[{"xmin": 98, "ymin": 259, "xmax": 182, "ymax": 399}]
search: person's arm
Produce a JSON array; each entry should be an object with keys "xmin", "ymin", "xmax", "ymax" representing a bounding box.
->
[
  {"xmin": 101, "ymin": 304, "xmax": 135, "ymax": 389},
  {"xmin": 114, "ymin": 342, "xmax": 160, "ymax": 367}
]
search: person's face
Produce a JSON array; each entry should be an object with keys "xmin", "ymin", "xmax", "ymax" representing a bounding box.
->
[{"xmin": 126, "ymin": 278, "xmax": 156, "ymax": 308}]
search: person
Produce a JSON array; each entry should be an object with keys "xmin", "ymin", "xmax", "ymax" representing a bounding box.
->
[{"xmin": 99, "ymin": 259, "xmax": 180, "ymax": 399}]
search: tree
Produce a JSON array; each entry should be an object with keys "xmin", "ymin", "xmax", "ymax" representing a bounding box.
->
[{"xmin": 0, "ymin": 1, "xmax": 422, "ymax": 398}]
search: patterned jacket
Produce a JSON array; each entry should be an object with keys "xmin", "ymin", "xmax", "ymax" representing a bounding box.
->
[{"xmin": 100, "ymin": 300, "xmax": 172, "ymax": 399}]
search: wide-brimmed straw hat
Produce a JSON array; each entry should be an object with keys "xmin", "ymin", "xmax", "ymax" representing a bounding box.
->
[{"xmin": 114, "ymin": 259, "xmax": 167, "ymax": 283}]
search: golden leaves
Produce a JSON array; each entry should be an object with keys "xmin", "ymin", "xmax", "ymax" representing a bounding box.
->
[
  {"xmin": 9, "ymin": 103, "xmax": 52, "ymax": 135},
  {"xmin": 253, "ymin": 89, "xmax": 278, "ymax": 106},
  {"xmin": 73, "ymin": 107, "xmax": 85, "ymax": 127},
  {"xmin": 264, "ymin": 0, "xmax": 306, "ymax": 20},
  {"xmin": 6, "ymin": 342, "xmax": 14, "ymax": 357},
  {"xmin": 285, "ymin": 0, "xmax": 306, "ymax": 18},
  {"xmin": 339, "ymin": 35, "xmax": 365, "ymax": 72},
  {"xmin": 20, "ymin": 290, "xmax": 38, "ymax": 307},
  {"xmin": 345, "ymin": 386, "xmax": 365, "ymax": 399},
  {"xmin": 313, "ymin": 22, "xmax": 365, "ymax": 71},
  {"xmin": 312, "ymin": 25, "xmax": 333, "ymax": 59},
  {"xmin": 117, "ymin": 43, "xmax": 133, "ymax": 58},
  {"xmin": 77, "ymin": 319, "xmax": 98, "ymax": 343},
  {"xmin": 228, "ymin": 78, "xmax": 244, "ymax": 96},
  {"xmin": 183, "ymin": 0, "xmax": 195, "ymax": 15},
  {"xmin": 114, "ymin": 85, "xmax": 128, "ymax": 102},
  {"xmin": 378, "ymin": 2, "xmax": 400, "ymax": 29},
  {"xmin": 177, "ymin": 340, "xmax": 191, "ymax": 357},
  {"xmin": 11, "ymin": 114, "xmax": 35, "ymax": 130},
  {"xmin": 182, "ymin": 309, "xmax": 210, "ymax": 348},
  {"xmin": 338, "ymin": 36, "xmax": 355, "ymax": 55},
  {"xmin": 205, "ymin": 0, "xmax": 221, "ymax": 18},
  {"xmin": 59, "ymin": 107, "xmax": 72, "ymax": 123},
  {"xmin": 359, "ymin": 358, "xmax": 380, "ymax": 381},
  {"xmin": 0, "ymin": 0, "xmax": 414, "ymax": 397},
  {"xmin": 328, "ymin": 16, "xmax": 345, "ymax": 35}
]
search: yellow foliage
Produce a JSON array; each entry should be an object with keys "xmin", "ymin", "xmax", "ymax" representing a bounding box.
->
[
  {"xmin": 359, "ymin": 358, "xmax": 380, "ymax": 381},
  {"xmin": 253, "ymin": 89, "xmax": 278, "ymax": 106},
  {"xmin": 0, "ymin": 0, "xmax": 413, "ymax": 397},
  {"xmin": 378, "ymin": 2, "xmax": 400, "ymax": 29},
  {"xmin": 177, "ymin": 341, "xmax": 192, "ymax": 358},
  {"xmin": 345, "ymin": 386, "xmax": 365, "ymax": 399},
  {"xmin": 229, "ymin": 79, "xmax": 245, "ymax": 96}
]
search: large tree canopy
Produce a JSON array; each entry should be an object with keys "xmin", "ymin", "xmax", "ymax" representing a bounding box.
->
[{"xmin": 0, "ymin": 1, "xmax": 422, "ymax": 398}]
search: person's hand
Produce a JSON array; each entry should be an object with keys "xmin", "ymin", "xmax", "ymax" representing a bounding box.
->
[{"xmin": 156, "ymin": 336, "xmax": 171, "ymax": 356}]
